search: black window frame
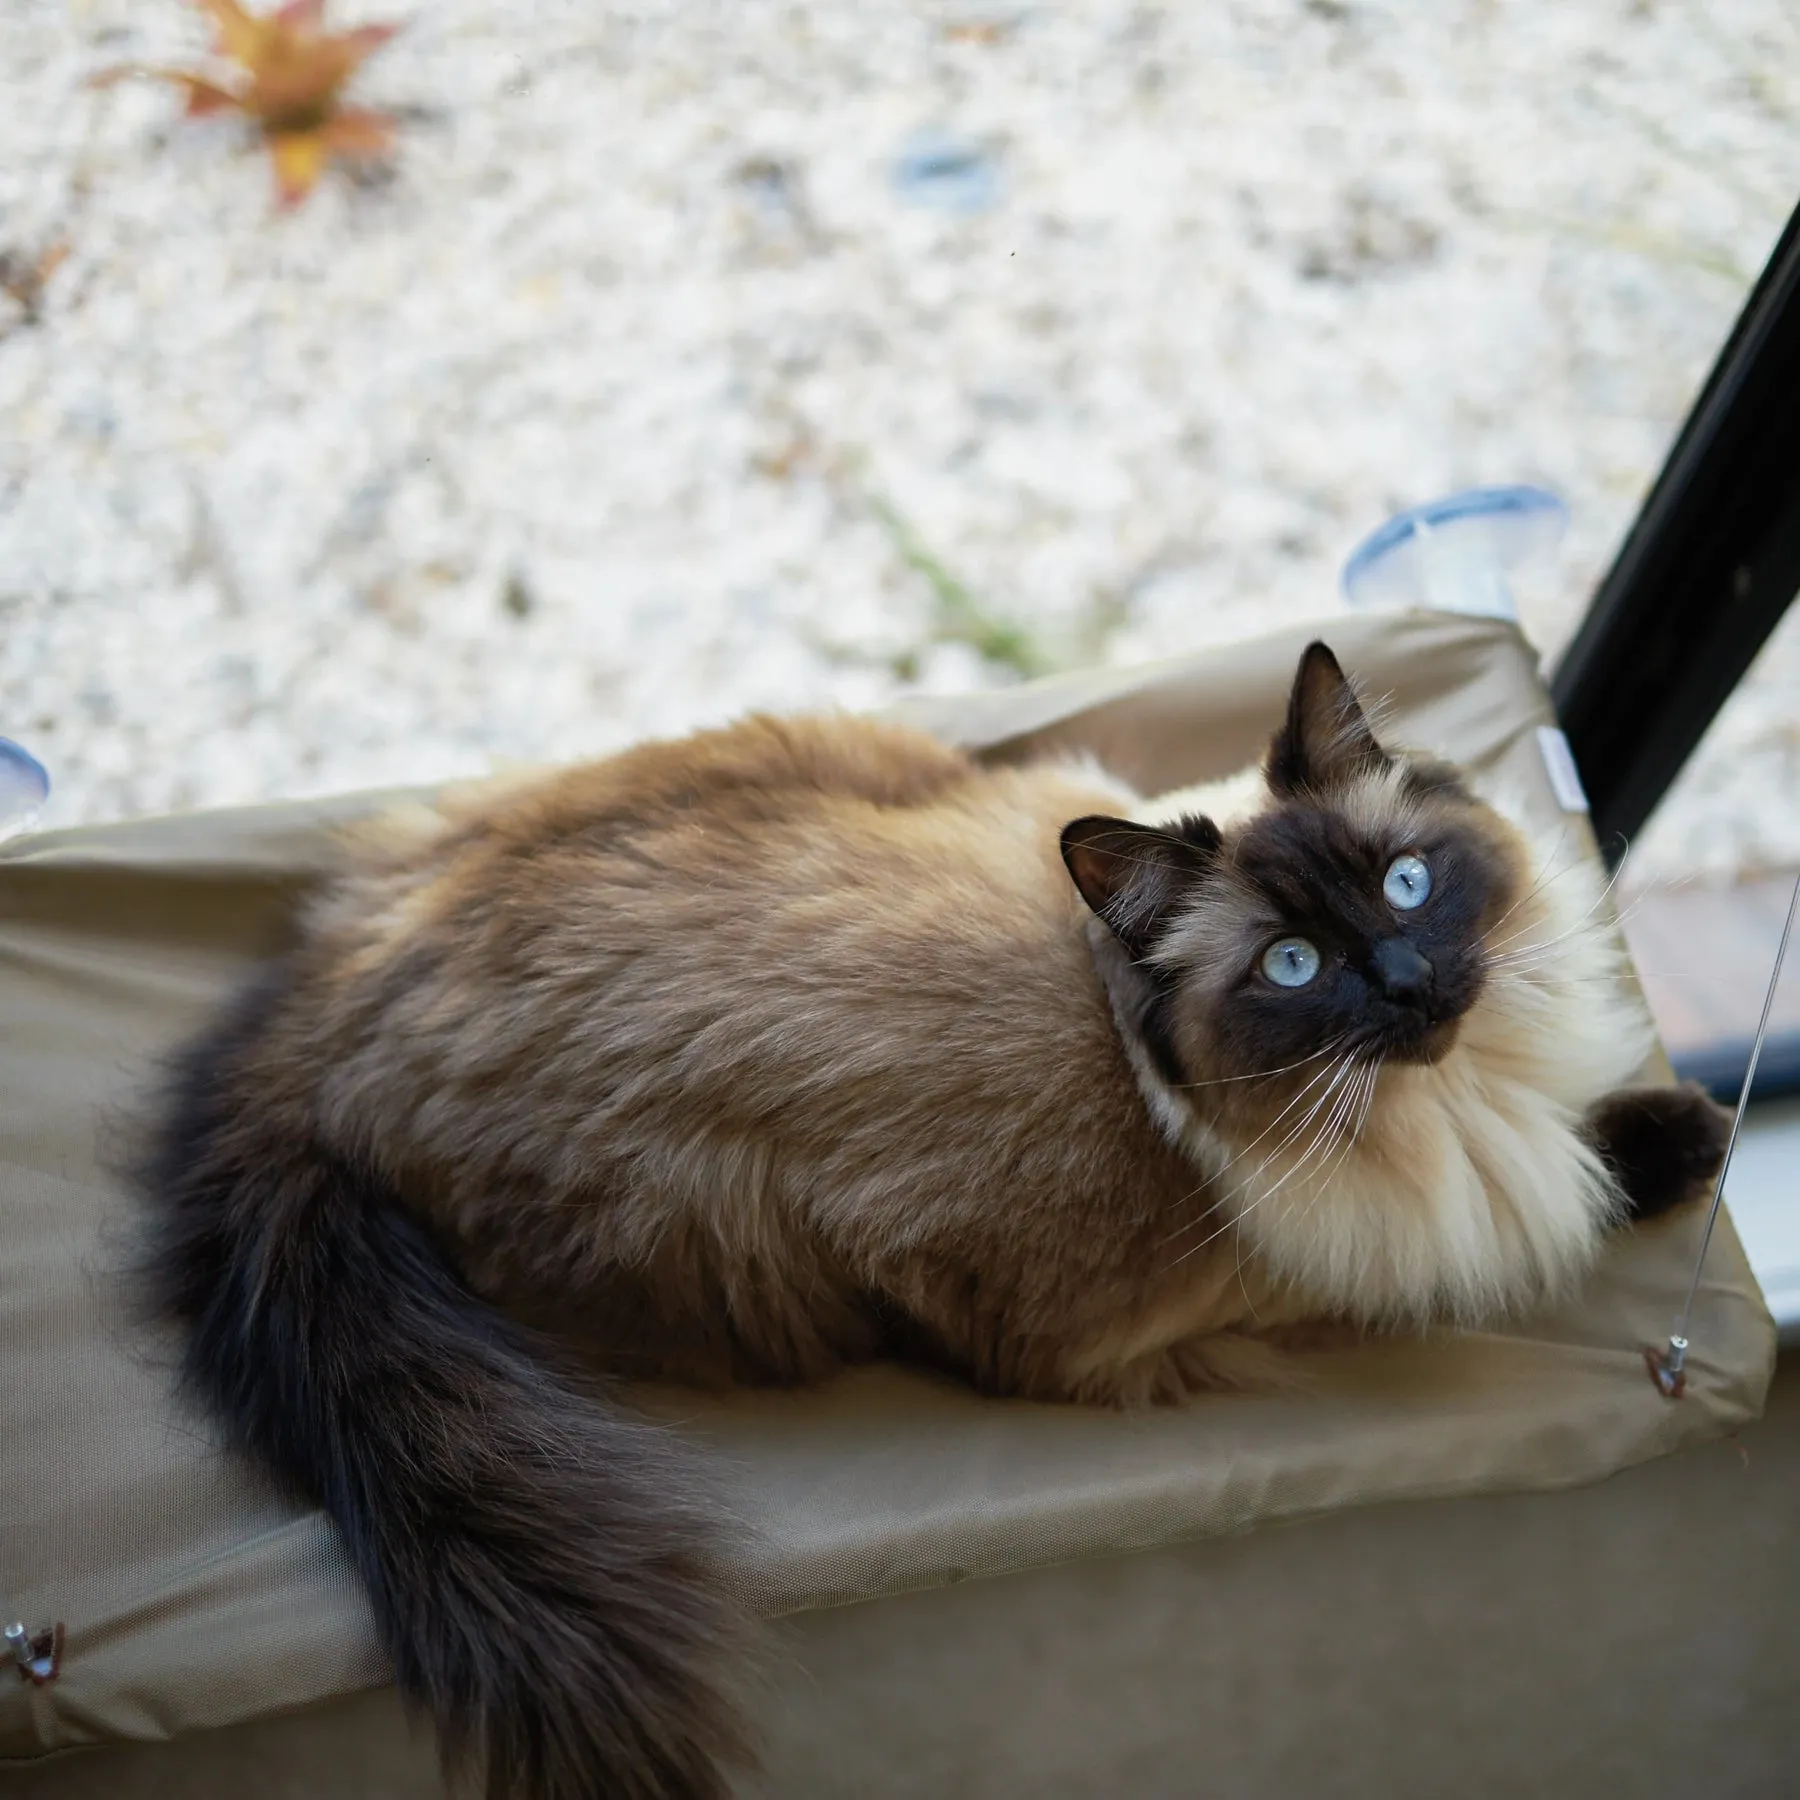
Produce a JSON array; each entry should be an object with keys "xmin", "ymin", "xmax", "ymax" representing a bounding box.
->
[{"xmin": 1550, "ymin": 198, "xmax": 1800, "ymax": 1100}]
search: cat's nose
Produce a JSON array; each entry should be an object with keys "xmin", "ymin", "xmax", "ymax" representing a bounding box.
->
[{"xmin": 1372, "ymin": 937, "xmax": 1433, "ymax": 1002}]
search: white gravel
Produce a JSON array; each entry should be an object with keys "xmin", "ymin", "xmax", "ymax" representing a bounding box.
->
[{"xmin": 3, "ymin": 0, "xmax": 1797, "ymax": 884}]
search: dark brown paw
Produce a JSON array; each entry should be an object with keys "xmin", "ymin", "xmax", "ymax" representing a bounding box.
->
[{"xmin": 1586, "ymin": 1082, "xmax": 1731, "ymax": 1223}]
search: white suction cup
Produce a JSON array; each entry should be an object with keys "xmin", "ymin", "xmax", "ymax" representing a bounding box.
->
[
  {"xmin": 1340, "ymin": 486, "xmax": 1567, "ymax": 623},
  {"xmin": 0, "ymin": 738, "xmax": 50, "ymax": 841}
]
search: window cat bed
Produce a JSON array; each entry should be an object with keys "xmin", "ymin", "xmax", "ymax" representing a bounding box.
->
[{"xmin": 0, "ymin": 609, "xmax": 1776, "ymax": 1787}]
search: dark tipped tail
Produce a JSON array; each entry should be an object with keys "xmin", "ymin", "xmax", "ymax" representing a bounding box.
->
[{"xmin": 141, "ymin": 984, "xmax": 750, "ymax": 1800}]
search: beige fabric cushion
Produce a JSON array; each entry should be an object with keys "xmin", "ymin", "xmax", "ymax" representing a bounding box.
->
[
  {"xmin": 8, "ymin": 1353, "xmax": 1799, "ymax": 1799},
  {"xmin": 0, "ymin": 609, "xmax": 1775, "ymax": 1761}
]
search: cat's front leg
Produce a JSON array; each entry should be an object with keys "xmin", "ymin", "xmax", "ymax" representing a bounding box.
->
[{"xmin": 1585, "ymin": 1081, "xmax": 1730, "ymax": 1223}]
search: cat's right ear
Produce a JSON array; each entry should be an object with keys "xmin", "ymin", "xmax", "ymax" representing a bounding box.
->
[
  {"xmin": 1266, "ymin": 641, "xmax": 1388, "ymax": 797},
  {"xmin": 1060, "ymin": 815, "xmax": 1219, "ymax": 960}
]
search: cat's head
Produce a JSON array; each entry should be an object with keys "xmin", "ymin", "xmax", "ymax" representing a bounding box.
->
[{"xmin": 1060, "ymin": 642, "xmax": 1527, "ymax": 1088}]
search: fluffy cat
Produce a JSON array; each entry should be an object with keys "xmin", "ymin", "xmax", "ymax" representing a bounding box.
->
[{"xmin": 140, "ymin": 642, "xmax": 1727, "ymax": 1800}]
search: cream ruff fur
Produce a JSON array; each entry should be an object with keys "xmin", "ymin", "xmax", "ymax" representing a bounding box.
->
[{"xmin": 1125, "ymin": 762, "xmax": 1653, "ymax": 1325}]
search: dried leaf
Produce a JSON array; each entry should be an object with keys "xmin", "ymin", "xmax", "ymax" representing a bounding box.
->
[
  {"xmin": 196, "ymin": 0, "xmax": 272, "ymax": 68},
  {"xmin": 320, "ymin": 107, "xmax": 394, "ymax": 158},
  {"xmin": 0, "ymin": 240, "xmax": 70, "ymax": 330},
  {"xmin": 267, "ymin": 129, "xmax": 330, "ymax": 207},
  {"xmin": 97, "ymin": 0, "xmax": 402, "ymax": 208},
  {"xmin": 178, "ymin": 74, "xmax": 242, "ymax": 117}
]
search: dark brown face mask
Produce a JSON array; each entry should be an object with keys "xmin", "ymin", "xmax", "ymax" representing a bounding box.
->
[{"xmin": 1061, "ymin": 641, "xmax": 1518, "ymax": 1083}]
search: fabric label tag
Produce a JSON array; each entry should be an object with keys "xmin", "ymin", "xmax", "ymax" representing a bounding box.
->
[{"xmin": 1537, "ymin": 725, "xmax": 1590, "ymax": 814}]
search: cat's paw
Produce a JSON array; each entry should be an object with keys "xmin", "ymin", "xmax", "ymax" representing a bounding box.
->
[{"xmin": 1587, "ymin": 1081, "xmax": 1730, "ymax": 1223}]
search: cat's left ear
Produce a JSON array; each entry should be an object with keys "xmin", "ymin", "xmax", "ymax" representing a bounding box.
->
[
  {"xmin": 1060, "ymin": 814, "xmax": 1220, "ymax": 960},
  {"xmin": 1266, "ymin": 641, "xmax": 1390, "ymax": 796}
]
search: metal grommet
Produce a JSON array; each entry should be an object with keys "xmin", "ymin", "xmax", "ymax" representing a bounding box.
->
[{"xmin": 5, "ymin": 1620, "xmax": 63, "ymax": 1686}]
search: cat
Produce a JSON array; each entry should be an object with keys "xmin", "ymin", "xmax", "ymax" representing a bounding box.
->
[{"xmin": 139, "ymin": 642, "xmax": 1728, "ymax": 1800}]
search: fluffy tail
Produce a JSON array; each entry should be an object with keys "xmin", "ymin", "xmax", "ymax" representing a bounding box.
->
[{"xmin": 140, "ymin": 979, "xmax": 751, "ymax": 1800}]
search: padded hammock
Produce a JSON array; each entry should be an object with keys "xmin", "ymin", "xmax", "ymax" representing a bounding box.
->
[{"xmin": 0, "ymin": 611, "xmax": 1776, "ymax": 1785}]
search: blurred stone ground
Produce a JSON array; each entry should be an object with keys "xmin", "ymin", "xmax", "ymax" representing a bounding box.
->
[{"xmin": 3, "ymin": 0, "xmax": 1797, "ymax": 885}]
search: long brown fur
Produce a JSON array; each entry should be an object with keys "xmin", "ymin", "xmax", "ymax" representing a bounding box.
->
[
  {"xmin": 267, "ymin": 713, "xmax": 1277, "ymax": 1398},
  {"xmin": 140, "ymin": 645, "xmax": 1727, "ymax": 1800}
]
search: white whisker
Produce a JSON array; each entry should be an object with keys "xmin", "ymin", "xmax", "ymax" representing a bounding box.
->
[
  {"xmin": 1480, "ymin": 826, "xmax": 1579, "ymax": 939},
  {"xmin": 1173, "ymin": 1041, "xmax": 1341, "ymax": 1090},
  {"xmin": 1484, "ymin": 859, "xmax": 1637, "ymax": 963},
  {"xmin": 1279, "ymin": 1061, "xmax": 1380, "ymax": 1248},
  {"xmin": 1159, "ymin": 1040, "xmax": 1351, "ymax": 1229},
  {"xmin": 1165, "ymin": 1053, "xmax": 1360, "ymax": 1267}
]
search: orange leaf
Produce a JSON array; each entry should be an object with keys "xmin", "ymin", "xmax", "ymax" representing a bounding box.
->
[
  {"xmin": 319, "ymin": 106, "xmax": 393, "ymax": 158},
  {"xmin": 196, "ymin": 0, "xmax": 272, "ymax": 68},
  {"xmin": 337, "ymin": 24, "xmax": 401, "ymax": 60},
  {"xmin": 268, "ymin": 129, "xmax": 329, "ymax": 207},
  {"xmin": 99, "ymin": 2, "xmax": 405, "ymax": 210},
  {"xmin": 88, "ymin": 65, "xmax": 245, "ymax": 112},
  {"xmin": 178, "ymin": 74, "xmax": 245, "ymax": 117},
  {"xmin": 251, "ymin": 48, "xmax": 362, "ymax": 125}
]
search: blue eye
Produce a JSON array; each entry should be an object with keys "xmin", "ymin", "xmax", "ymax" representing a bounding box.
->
[
  {"xmin": 1384, "ymin": 853, "xmax": 1431, "ymax": 910},
  {"xmin": 1261, "ymin": 937, "xmax": 1321, "ymax": 988}
]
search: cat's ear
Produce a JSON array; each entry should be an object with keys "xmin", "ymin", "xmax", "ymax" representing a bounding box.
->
[
  {"xmin": 1266, "ymin": 641, "xmax": 1389, "ymax": 796},
  {"xmin": 1060, "ymin": 814, "xmax": 1220, "ymax": 960}
]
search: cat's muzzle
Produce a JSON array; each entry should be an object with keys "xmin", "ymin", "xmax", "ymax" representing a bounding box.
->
[{"xmin": 1364, "ymin": 937, "xmax": 1464, "ymax": 1063}]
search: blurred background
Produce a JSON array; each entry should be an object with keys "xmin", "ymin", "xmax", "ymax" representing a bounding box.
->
[{"xmin": 3, "ymin": 0, "xmax": 1798, "ymax": 897}]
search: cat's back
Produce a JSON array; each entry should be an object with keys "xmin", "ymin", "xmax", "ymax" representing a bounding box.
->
[{"xmin": 303, "ymin": 714, "xmax": 1149, "ymax": 1188}]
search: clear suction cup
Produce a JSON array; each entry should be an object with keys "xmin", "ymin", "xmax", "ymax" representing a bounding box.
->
[
  {"xmin": 0, "ymin": 737, "xmax": 50, "ymax": 841},
  {"xmin": 1340, "ymin": 485, "xmax": 1568, "ymax": 622}
]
